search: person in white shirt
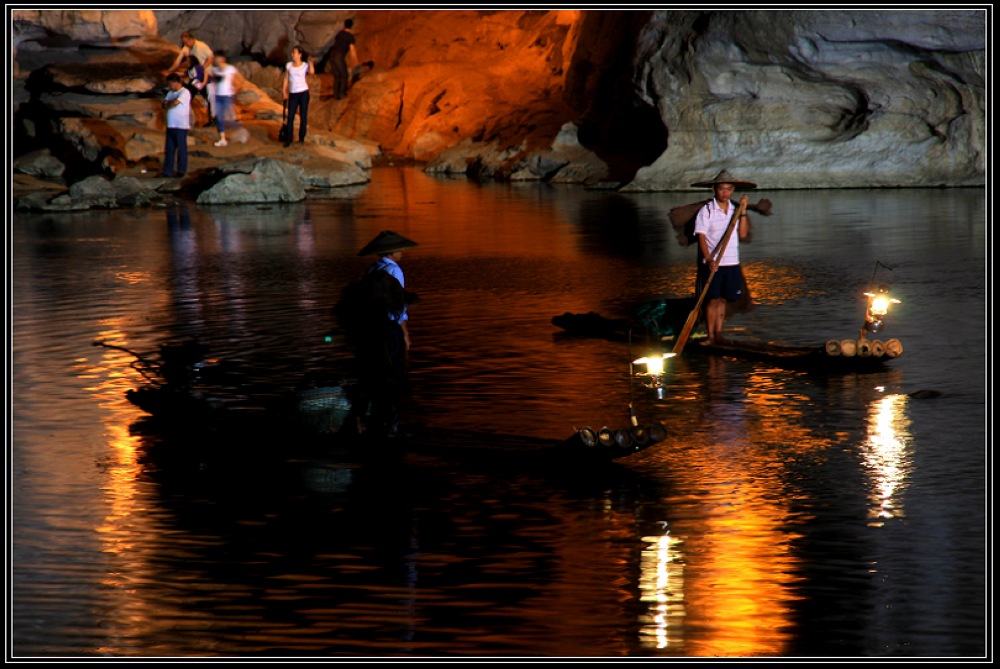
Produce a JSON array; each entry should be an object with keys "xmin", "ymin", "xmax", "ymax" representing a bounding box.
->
[
  {"xmin": 691, "ymin": 169, "xmax": 756, "ymax": 344},
  {"xmin": 211, "ymin": 52, "xmax": 239, "ymax": 147},
  {"xmin": 282, "ymin": 46, "xmax": 315, "ymax": 147},
  {"xmin": 162, "ymin": 30, "xmax": 214, "ymax": 124},
  {"xmin": 160, "ymin": 74, "xmax": 191, "ymax": 178}
]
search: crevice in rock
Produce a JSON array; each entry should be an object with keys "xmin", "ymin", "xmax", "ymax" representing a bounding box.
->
[
  {"xmin": 394, "ymin": 84, "xmax": 405, "ymax": 130},
  {"xmin": 428, "ymin": 90, "xmax": 446, "ymax": 116},
  {"xmin": 390, "ymin": 47, "xmax": 406, "ymax": 69},
  {"xmin": 17, "ymin": 69, "xmax": 100, "ymax": 182},
  {"xmin": 830, "ymin": 85, "xmax": 872, "ymax": 141},
  {"xmin": 563, "ymin": 10, "xmax": 668, "ymax": 184}
]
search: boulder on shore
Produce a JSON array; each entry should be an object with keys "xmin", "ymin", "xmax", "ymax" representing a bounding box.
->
[{"xmin": 195, "ymin": 157, "xmax": 306, "ymax": 204}]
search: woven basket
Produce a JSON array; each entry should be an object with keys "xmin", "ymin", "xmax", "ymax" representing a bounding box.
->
[{"xmin": 297, "ymin": 386, "xmax": 352, "ymax": 434}]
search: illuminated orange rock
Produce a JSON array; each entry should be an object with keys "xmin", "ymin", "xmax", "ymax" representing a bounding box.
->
[
  {"xmin": 13, "ymin": 9, "xmax": 986, "ymax": 190},
  {"xmin": 322, "ymin": 10, "xmax": 581, "ymax": 157}
]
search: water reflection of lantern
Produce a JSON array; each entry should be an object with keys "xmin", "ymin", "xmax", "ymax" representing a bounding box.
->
[
  {"xmin": 639, "ymin": 528, "xmax": 686, "ymax": 650},
  {"xmin": 862, "ymin": 392, "xmax": 912, "ymax": 524}
]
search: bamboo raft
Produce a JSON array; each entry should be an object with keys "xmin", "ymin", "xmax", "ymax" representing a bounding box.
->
[
  {"xmin": 550, "ymin": 312, "xmax": 903, "ymax": 373},
  {"xmin": 128, "ymin": 386, "xmax": 665, "ymax": 467},
  {"xmin": 99, "ymin": 338, "xmax": 662, "ymax": 466},
  {"xmin": 666, "ymin": 335, "xmax": 903, "ymax": 373}
]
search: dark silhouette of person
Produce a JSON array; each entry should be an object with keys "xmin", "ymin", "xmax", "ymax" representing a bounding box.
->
[
  {"xmin": 334, "ymin": 230, "xmax": 419, "ymax": 437},
  {"xmin": 328, "ymin": 19, "xmax": 358, "ymax": 100}
]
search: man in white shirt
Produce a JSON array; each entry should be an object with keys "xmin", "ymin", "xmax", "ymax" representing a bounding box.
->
[
  {"xmin": 162, "ymin": 30, "xmax": 214, "ymax": 123},
  {"xmin": 160, "ymin": 74, "xmax": 191, "ymax": 178},
  {"xmin": 691, "ymin": 169, "xmax": 756, "ymax": 344}
]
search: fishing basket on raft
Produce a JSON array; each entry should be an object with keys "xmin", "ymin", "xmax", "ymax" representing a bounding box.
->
[
  {"xmin": 297, "ymin": 386, "xmax": 353, "ymax": 434},
  {"xmin": 571, "ymin": 422, "xmax": 669, "ymax": 454},
  {"xmin": 824, "ymin": 337, "xmax": 903, "ymax": 359}
]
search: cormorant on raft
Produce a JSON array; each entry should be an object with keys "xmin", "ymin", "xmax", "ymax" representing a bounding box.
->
[{"xmin": 551, "ymin": 296, "xmax": 698, "ymax": 342}]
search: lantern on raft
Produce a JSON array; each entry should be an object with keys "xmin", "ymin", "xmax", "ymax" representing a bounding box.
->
[
  {"xmin": 861, "ymin": 284, "xmax": 901, "ymax": 338},
  {"xmin": 632, "ymin": 352, "xmax": 676, "ymax": 389},
  {"xmin": 825, "ymin": 261, "xmax": 905, "ymax": 360},
  {"xmin": 567, "ymin": 341, "xmax": 673, "ymax": 454}
]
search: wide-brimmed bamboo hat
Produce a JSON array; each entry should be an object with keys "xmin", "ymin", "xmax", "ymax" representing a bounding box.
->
[
  {"xmin": 691, "ymin": 169, "xmax": 757, "ymax": 190},
  {"xmin": 358, "ymin": 230, "xmax": 420, "ymax": 256}
]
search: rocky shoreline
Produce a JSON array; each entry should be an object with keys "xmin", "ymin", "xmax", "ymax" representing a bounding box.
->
[
  {"xmin": 12, "ymin": 9, "xmax": 986, "ymax": 210},
  {"xmin": 11, "ymin": 33, "xmax": 383, "ymax": 212}
]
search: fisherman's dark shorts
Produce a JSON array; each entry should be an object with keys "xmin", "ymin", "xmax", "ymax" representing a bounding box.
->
[{"xmin": 697, "ymin": 263, "xmax": 743, "ymax": 302}]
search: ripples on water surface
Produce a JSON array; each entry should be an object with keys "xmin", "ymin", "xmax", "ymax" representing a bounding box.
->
[{"xmin": 11, "ymin": 168, "xmax": 987, "ymax": 658}]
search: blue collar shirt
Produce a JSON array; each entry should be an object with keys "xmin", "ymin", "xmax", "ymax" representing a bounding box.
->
[{"xmin": 368, "ymin": 256, "xmax": 407, "ymax": 322}]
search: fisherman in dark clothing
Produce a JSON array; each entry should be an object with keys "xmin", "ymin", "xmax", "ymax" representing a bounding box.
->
[
  {"xmin": 328, "ymin": 18, "xmax": 358, "ymax": 100},
  {"xmin": 336, "ymin": 230, "xmax": 419, "ymax": 437}
]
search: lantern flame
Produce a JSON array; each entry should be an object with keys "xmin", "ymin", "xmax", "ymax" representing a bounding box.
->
[{"xmin": 634, "ymin": 353, "xmax": 676, "ymax": 376}]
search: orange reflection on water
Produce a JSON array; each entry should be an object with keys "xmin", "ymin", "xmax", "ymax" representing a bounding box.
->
[
  {"xmin": 740, "ymin": 261, "xmax": 821, "ymax": 304},
  {"xmin": 636, "ymin": 359, "xmax": 847, "ymax": 656},
  {"xmin": 352, "ymin": 169, "xmax": 579, "ymax": 258},
  {"xmin": 112, "ymin": 270, "xmax": 152, "ymax": 286},
  {"xmin": 674, "ymin": 501, "xmax": 801, "ymax": 658},
  {"xmin": 82, "ymin": 332, "xmax": 148, "ymax": 547},
  {"xmin": 862, "ymin": 393, "xmax": 912, "ymax": 524},
  {"xmin": 80, "ymin": 330, "xmax": 159, "ymax": 653}
]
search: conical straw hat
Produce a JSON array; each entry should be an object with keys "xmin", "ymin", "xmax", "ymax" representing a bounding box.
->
[
  {"xmin": 357, "ymin": 230, "xmax": 420, "ymax": 256},
  {"xmin": 690, "ymin": 169, "xmax": 757, "ymax": 189}
]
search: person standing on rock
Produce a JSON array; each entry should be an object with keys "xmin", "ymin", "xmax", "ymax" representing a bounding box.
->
[
  {"xmin": 282, "ymin": 46, "xmax": 315, "ymax": 147},
  {"xmin": 162, "ymin": 31, "xmax": 215, "ymax": 124},
  {"xmin": 328, "ymin": 19, "xmax": 358, "ymax": 100},
  {"xmin": 211, "ymin": 51, "xmax": 239, "ymax": 147},
  {"xmin": 691, "ymin": 169, "xmax": 756, "ymax": 345},
  {"xmin": 160, "ymin": 74, "xmax": 191, "ymax": 178}
]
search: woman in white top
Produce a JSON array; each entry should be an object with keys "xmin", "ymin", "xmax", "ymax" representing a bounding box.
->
[
  {"xmin": 282, "ymin": 46, "xmax": 315, "ymax": 147},
  {"xmin": 211, "ymin": 51, "xmax": 239, "ymax": 147}
]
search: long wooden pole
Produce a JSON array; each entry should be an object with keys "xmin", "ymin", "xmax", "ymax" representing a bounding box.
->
[{"xmin": 672, "ymin": 198, "xmax": 748, "ymax": 355}]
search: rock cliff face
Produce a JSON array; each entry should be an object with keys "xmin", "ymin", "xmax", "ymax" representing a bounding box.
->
[
  {"xmin": 624, "ymin": 9, "xmax": 986, "ymax": 190},
  {"xmin": 12, "ymin": 8, "xmax": 985, "ymax": 191}
]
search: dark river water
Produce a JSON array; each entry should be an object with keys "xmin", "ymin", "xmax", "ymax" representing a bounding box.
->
[{"xmin": 11, "ymin": 167, "xmax": 987, "ymax": 658}]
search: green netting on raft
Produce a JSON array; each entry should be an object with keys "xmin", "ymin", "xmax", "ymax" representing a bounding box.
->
[{"xmin": 631, "ymin": 300, "xmax": 681, "ymax": 338}]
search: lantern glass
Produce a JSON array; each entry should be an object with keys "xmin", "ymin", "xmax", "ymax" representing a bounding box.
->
[
  {"xmin": 871, "ymin": 296, "xmax": 890, "ymax": 316},
  {"xmin": 633, "ymin": 353, "xmax": 676, "ymax": 377},
  {"xmin": 864, "ymin": 289, "xmax": 900, "ymax": 318}
]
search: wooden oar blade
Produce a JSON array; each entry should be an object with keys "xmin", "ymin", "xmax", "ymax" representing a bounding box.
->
[{"xmin": 672, "ymin": 309, "xmax": 701, "ymax": 354}]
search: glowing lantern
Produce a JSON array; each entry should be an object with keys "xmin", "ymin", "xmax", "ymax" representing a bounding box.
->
[
  {"xmin": 633, "ymin": 352, "xmax": 676, "ymax": 387},
  {"xmin": 862, "ymin": 284, "xmax": 901, "ymax": 336}
]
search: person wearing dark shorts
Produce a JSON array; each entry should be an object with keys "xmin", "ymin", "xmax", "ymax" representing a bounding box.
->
[
  {"xmin": 691, "ymin": 169, "xmax": 756, "ymax": 344},
  {"xmin": 697, "ymin": 264, "xmax": 743, "ymax": 302}
]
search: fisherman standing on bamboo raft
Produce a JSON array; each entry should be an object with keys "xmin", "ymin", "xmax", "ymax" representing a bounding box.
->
[
  {"xmin": 341, "ymin": 230, "xmax": 420, "ymax": 438},
  {"xmin": 691, "ymin": 169, "xmax": 756, "ymax": 345}
]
